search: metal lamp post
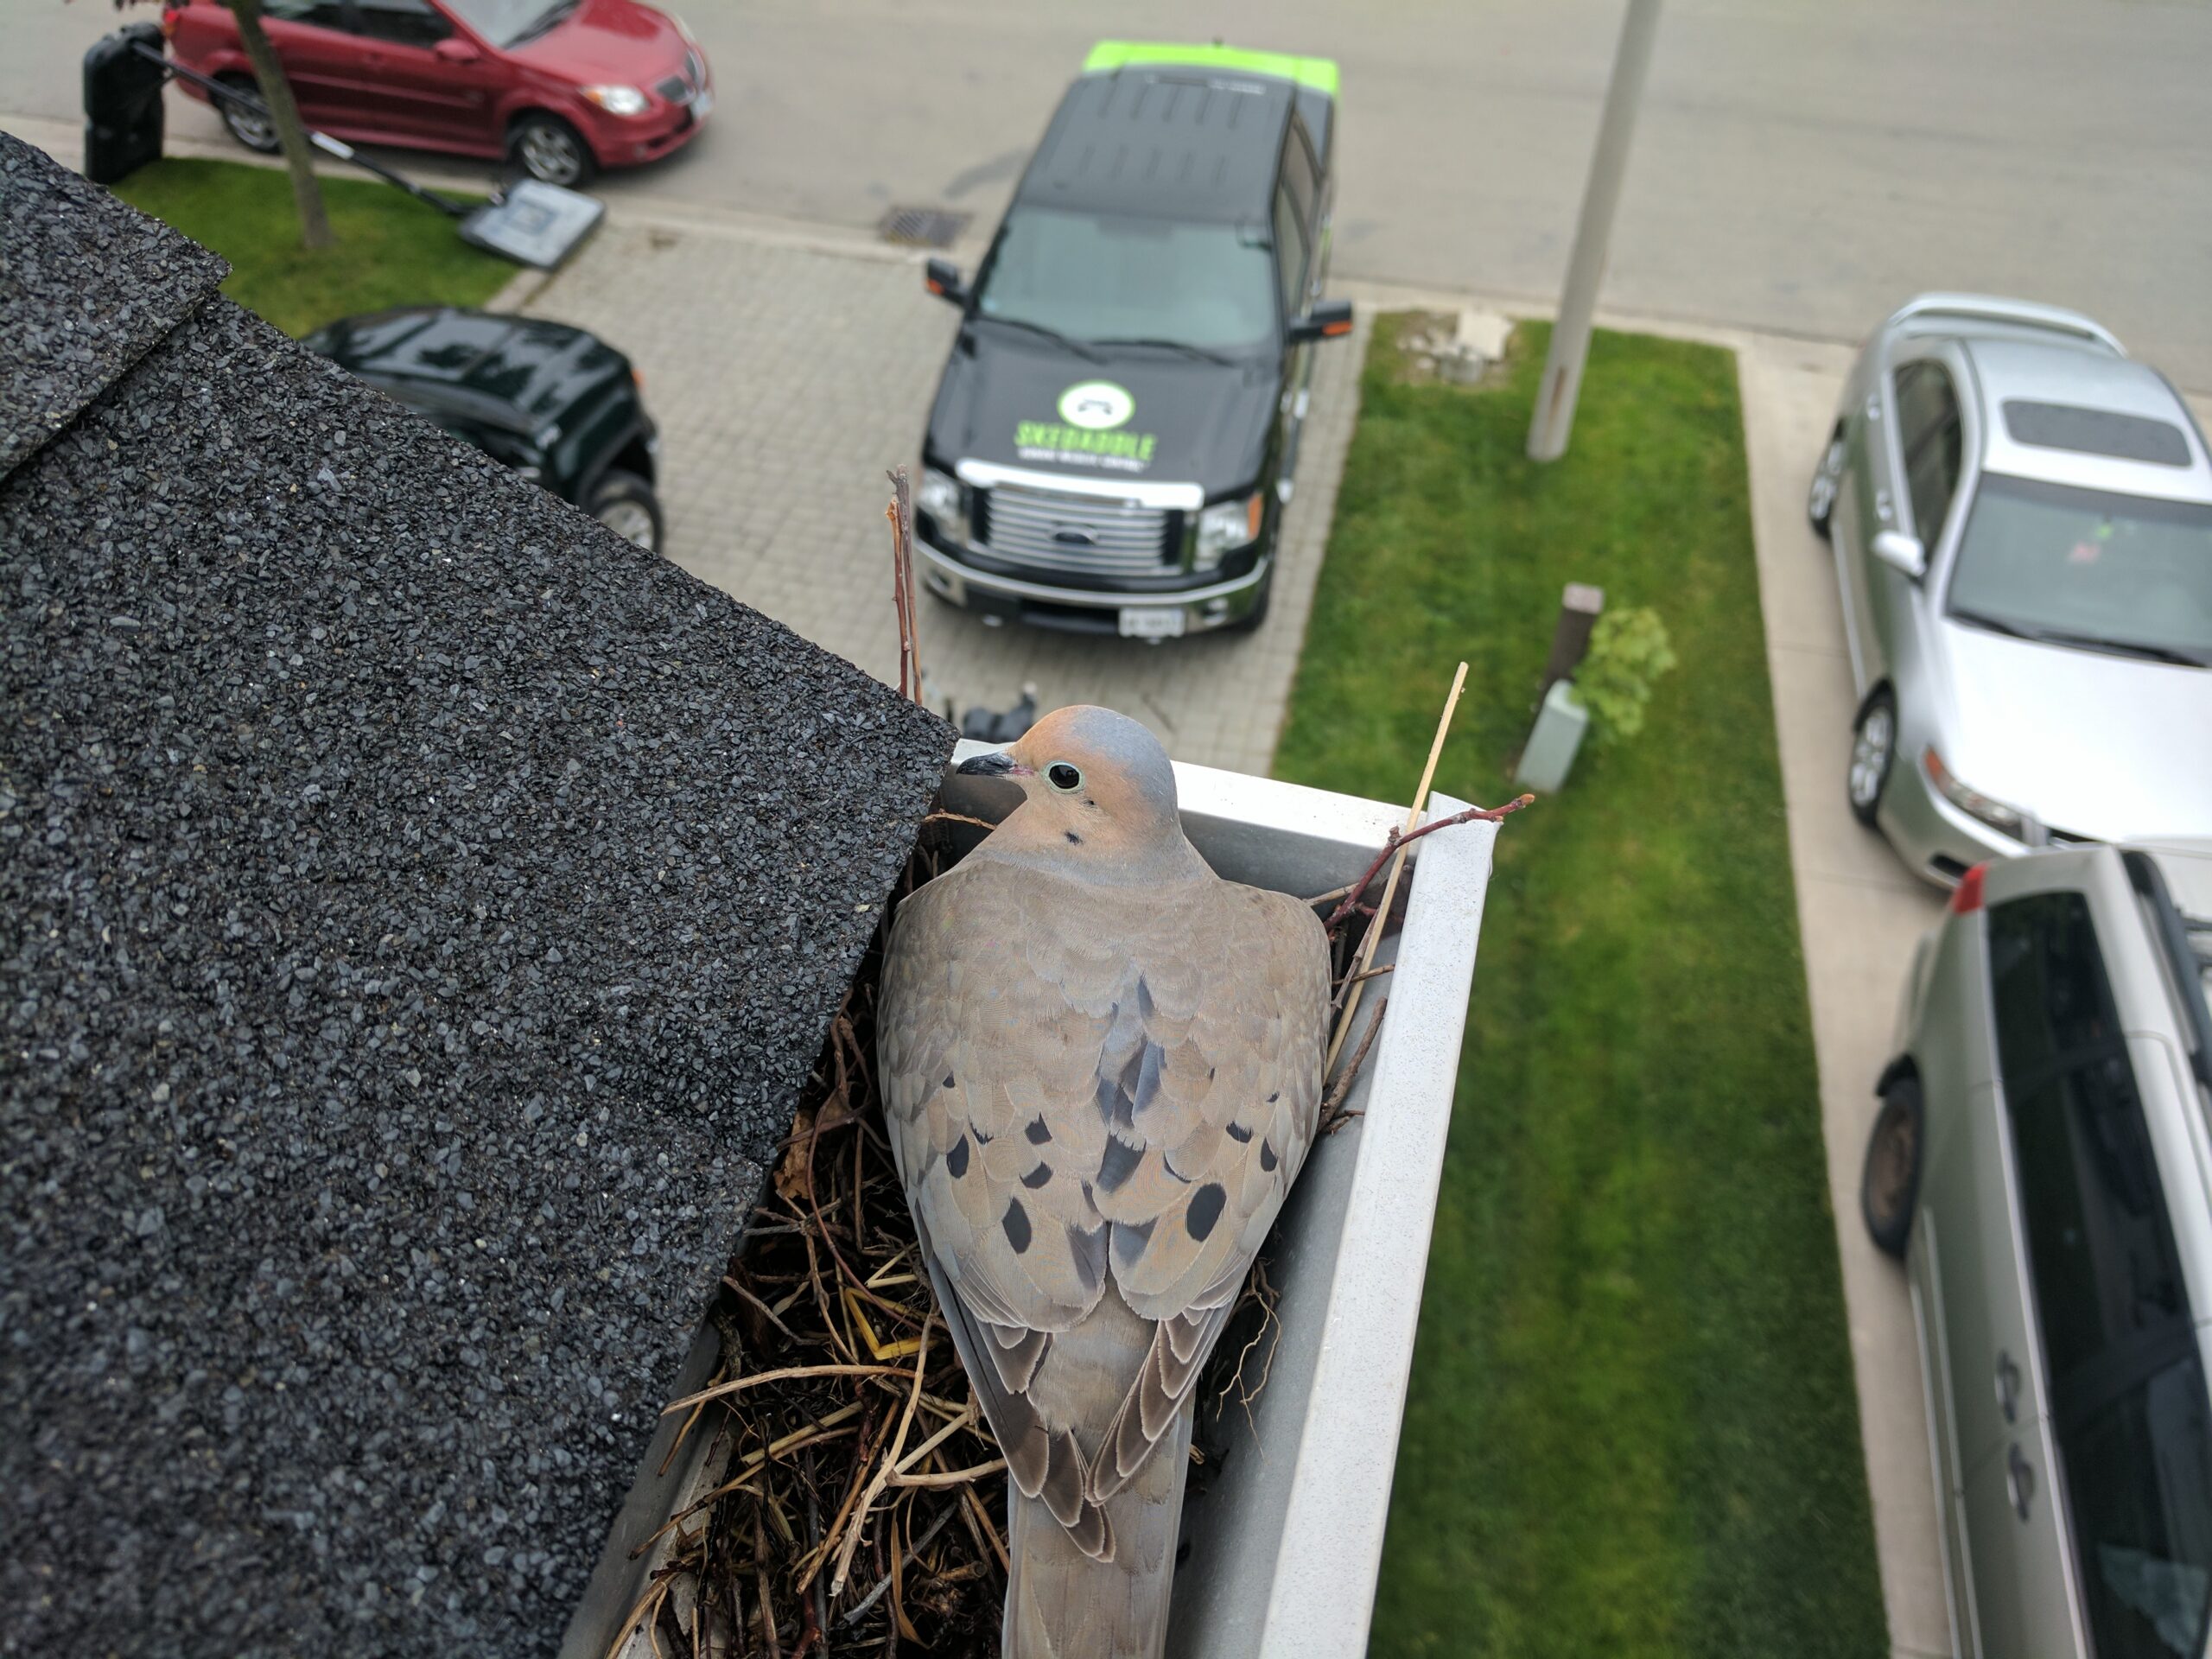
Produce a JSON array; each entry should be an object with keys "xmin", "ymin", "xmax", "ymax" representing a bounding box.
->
[{"xmin": 1527, "ymin": 0, "xmax": 1663, "ymax": 462}]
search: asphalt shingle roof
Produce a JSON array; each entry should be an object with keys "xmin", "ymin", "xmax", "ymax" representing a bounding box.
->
[{"xmin": 0, "ymin": 130, "xmax": 950, "ymax": 1657}]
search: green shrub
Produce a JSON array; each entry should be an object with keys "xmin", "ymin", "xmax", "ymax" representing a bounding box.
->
[{"xmin": 1573, "ymin": 605, "xmax": 1676, "ymax": 743}]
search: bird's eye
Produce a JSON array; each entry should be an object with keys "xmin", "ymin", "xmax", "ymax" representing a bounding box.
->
[{"xmin": 1046, "ymin": 762, "xmax": 1084, "ymax": 793}]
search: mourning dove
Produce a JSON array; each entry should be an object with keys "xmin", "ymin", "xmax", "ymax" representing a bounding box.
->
[{"xmin": 878, "ymin": 706, "xmax": 1329, "ymax": 1659}]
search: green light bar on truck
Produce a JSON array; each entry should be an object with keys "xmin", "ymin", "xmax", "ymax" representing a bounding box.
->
[{"xmin": 1082, "ymin": 41, "xmax": 1340, "ymax": 99}]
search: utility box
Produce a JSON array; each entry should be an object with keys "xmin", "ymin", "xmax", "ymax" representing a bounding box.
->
[
  {"xmin": 1516, "ymin": 676, "xmax": 1590, "ymax": 792},
  {"xmin": 83, "ymin": 26, "xmax": 166, "ymax": 186}
]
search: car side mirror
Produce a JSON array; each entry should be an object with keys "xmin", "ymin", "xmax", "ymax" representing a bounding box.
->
[
  {"xmin": 1870, "ymin": 529, "xmax": 1926, "ymax": 579},
  {"xmin": 432, "ymin": 36, "xmax": 481, "ymax": 63},
  {"xmin": 1288, "ymin": 298, "xmax": 1355, "ymax": 344},
  {"xmin": 925, "ymin": 257, "xmax": 967, "ymax": 307}
]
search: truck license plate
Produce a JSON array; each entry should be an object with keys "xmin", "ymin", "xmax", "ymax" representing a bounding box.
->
[{"xmin": 1118, "ymin": 607, "xmax": 1185, "ymax": 641}]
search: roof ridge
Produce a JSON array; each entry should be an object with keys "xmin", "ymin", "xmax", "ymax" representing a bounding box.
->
[{"xmin": 0, "ymin": 131, "xmax": 229, "ymax": 485}]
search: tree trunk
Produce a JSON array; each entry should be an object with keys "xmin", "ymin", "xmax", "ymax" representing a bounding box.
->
[{"xmin": 224, "ymin": 0, "xmax": 334, "ymax": 250}]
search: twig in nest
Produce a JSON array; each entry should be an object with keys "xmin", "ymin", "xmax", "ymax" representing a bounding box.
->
[
  {"xmin": 1205, "ymin": 1256, "xmax": 1283, "ymax": 1441},
  {"xmin": 1314, "ymin": 793, "xmax": 1535, "ymax": 934},
  {"xmin": 842, "ymin": 1504, "xmax": 958, "ymax": 1629},
  {"xmin": 1319, "ymin": 995, "xmax": 1388, "ymax": 1135},
  {"xmin": 1325, "ymin": 662, "xmax": 1467, "ymax": 1073},
  {"xmin": 1331, "ymin": 962, "xmax": 1392, "ymax": 1012},
  {"xmin": 829, "ymin": 1312, "xmax": 934, "ymax": 1598}
]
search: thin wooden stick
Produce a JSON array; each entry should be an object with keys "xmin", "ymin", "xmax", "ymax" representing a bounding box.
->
[
  {"xmin": 829, "ymin": 1311, "xmax": 933, "ymax": 1598},
  {"xmin": 890, "ymin": 1459, "xmax": 1007, "ymax": 1489},
  {"xmin": 1319, "ymin": 994, "xmax": 1389, "ymax": 1135},
  {"xmin": 660, "ymin": 1364, "xmax": 912, "ymax": 1414},
  {"xmin": 887, "ymin": 1402, "xmax": 977, "ymax": 1475},
  {"xmin": 1326, "ymin": 662, "xmax": 1467, "ymax": 1071},
  {"xmin": 885, "ymin": 467, "xmax": 921, "ymax": 703}
]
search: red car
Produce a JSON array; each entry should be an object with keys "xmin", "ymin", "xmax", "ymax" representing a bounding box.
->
[{"xmin": 164, "ymin": 0, "xmax": 711, "ymax": 187}]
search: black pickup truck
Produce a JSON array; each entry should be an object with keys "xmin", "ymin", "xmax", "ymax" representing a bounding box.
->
[
  {"xmin": 304, "ymin": 307, "xmax": 665, "ymax": 550},
  {"xmin": 915, "ymin": 41, "xmax": 1350, "ymax": 640}
]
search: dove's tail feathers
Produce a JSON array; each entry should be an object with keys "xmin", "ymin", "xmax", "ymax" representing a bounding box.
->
[{"xmin": 1002, "ymin": 1399, "xmax": 1194, "ymax": 1659}]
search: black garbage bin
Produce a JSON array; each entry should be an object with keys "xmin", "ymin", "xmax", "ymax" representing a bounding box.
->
[{"xmin": 84, "ymin": 25, "xmax": 167, "ymax": 186}]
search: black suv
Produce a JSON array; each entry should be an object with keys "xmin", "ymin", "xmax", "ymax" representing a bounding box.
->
[
  {"xmin": 916, "ymin": 41, "xmax": 1350, "ymax": 640},
  {"xmin": 303, "ymin": 308, "xmax": 664, "ymax": 550}
]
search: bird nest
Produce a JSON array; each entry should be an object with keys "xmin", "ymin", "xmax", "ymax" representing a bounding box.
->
[{"xmin": 608, "ymin": 766, "xmax": 1526, "ymax": 1657}]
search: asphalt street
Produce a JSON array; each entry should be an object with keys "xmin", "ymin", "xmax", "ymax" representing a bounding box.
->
[{"xmin": 9, "ymin": 0, "xmax": 2212, "ymax": 386}]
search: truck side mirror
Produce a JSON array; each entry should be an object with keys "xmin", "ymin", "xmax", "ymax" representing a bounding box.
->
[
  {"xmin": 1870, "ymin": 530, "xmax": 1926, "ymax": 579},
  {"xmin": 1288, "ymin": 299, "xmax": 1354, "ymax": 344},
  {"xmin": 925, "ymin": 258, "xmax": 967, "ymax": 307},
  {"xmin": 432, "ymin": 35, "xmax": 481, "ymax": 64}
]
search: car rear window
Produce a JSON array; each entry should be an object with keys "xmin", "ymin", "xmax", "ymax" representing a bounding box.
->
[
  {"xmin": 345, "ymin": 314, "xmax": 501, "ymax": 382},
  {"xmin": 1990, "ymin": 891, "xmax": 2212, "ymax": 1659},
  {"xmin": 2003, "ymin": 400, "xmax": 2193, "ymax": 467}
]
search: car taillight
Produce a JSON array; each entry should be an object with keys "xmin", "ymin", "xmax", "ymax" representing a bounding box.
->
[{"xmin": 1949, "ymin": 861, "xmax": 1987, "ymax": 915}]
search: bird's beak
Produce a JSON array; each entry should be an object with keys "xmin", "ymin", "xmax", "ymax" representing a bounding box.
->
[{"xmin": 956, "ymin": 749, "xmax": 1031, "ymax": 779}]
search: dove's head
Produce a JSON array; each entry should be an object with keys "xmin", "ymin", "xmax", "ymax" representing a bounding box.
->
[{"xmin": 956, "ymin": 705, "xmax": 1192, "ymax": 872}]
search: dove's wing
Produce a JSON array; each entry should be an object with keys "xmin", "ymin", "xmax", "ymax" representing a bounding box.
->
[{"xmin": 880, "ymin": 859, "xmax": 1328, "ymax": 1541}]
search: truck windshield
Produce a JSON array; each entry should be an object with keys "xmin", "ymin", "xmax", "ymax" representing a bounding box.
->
[
  {"xmin": 974, "ymin": 208, "xmax": 1277, "ymax": 354},
  {"xmin": 1948, "ymin": 474, "xmax": 2212, "ymax": 667}
]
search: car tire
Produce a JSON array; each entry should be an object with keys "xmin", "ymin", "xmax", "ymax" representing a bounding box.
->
[
  {"xmin": 1807, "ymin": 426, "xmax": 1845, "ymax": 543},
  {"xmin": 1861, "ymin": 1071, "xmax": 1923, "ymax": 1260},
  {"xmin": 217, "ymin": 74, "xmax": 280, "ymax": 154},
  {"xmin": 587, "ymin": 471, "xmax": 663, "ymax": 552},
  {"xmin": 510, "ymin": 113, "xmax": 596, "ymax": 188},
  {"xmin": 1847, "ymin": 688, "xmax": 1897, "ymax": 830}
]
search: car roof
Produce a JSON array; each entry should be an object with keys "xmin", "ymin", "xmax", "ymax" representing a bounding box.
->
[
  {"xmin": 1014, "ymin": 50, "xmax": 1306, "ymax": 225},
  {"xmin": 308, "ymin": 307, "xmax": 619, "ymax": 432},
  {"xmin": 1960, "ymin": 337, "xmax": 2212, "ymax": 501},
  {"xmin": 2133, "ymin": 841, "xmax": 2212, "ymax": 1053}
]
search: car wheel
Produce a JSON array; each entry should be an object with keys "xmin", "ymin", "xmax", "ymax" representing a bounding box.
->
[
  {"xmin": 218, "ymin": 75, "xmax": 280, "ymax": 153},
  {"xmin": 1807, "ymin": 426, "xmax": 1845, "ymax": 542},
  {"xmin": 587, "ymin": 471, "xmax": 663, "ymax": 552},
  {"xmin": 511, "ymin": 113, "xmax": 596, "ymax": 188},
  {"xmin": 1861, "ymin": 1071, "xmax": 1923, "ymax": 1260},
  {"xmin": 1847, "ymin": 689, "xmax": 1897, "ymax": 829}
]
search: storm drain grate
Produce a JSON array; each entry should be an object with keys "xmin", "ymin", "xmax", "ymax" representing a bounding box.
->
[{"xmin": 876, "ymin": 206, "xmax": 970, "ymax": 249}]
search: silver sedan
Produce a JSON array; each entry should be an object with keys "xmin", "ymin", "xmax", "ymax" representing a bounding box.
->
[{"xmin": 1807, "ymin": 294, "xmax": 2212, "ymax": 887}]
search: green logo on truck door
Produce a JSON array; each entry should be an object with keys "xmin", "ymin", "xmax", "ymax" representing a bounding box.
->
[{"xmin": 1018, "ymin": 381, "xmax": 1158, "ymax": 472}]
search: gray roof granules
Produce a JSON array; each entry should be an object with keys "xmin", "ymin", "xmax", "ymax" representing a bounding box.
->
[{"xmin": 0, "ymin": 130, "xmax": 951, "ymax": 1658}]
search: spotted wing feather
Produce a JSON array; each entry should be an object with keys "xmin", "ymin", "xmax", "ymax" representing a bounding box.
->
[{"xmin": 880, "ymin": 859, "xmax": 1329, "ymax": 1547}]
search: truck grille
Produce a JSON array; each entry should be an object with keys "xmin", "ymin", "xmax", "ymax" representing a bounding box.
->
[{"xmin": 976, "ymin": 484, "xmax": 1179, "ymax": 578}]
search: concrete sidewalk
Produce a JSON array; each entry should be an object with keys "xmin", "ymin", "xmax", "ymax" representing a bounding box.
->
[{"xmin": 1735, "ymin": 335, "xmax": 1953, "ymax": 1659}]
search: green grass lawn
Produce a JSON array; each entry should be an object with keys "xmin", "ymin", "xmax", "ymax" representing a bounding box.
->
[
  {"xmin": 1275, "ymin": 318, "xmax": 1887, "ymax": 1656},
  {"xmin": 110, "ymin": 158, "xmax": 512, "ymax": 337}
]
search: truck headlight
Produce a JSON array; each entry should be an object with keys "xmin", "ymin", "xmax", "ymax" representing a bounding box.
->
[
  {"xmin": 918, "ymin": 467, "xmax": 968, "ymax": 544},
  {"xmin": 1923, "ymin": 747, "xmax": 2024, "ymax": 840},
  {"xmin": 583, "ymin": 85, "xmax": 651, "ymax": 117},
  {"xmin": 1194, "ymin": 493, "xmax": 1264, "ymax": 570}
]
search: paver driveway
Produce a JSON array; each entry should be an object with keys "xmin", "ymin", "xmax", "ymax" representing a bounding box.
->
[{"xmin": 515, "ymin": 212, "xmax": 1365, "ymax": 776}]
